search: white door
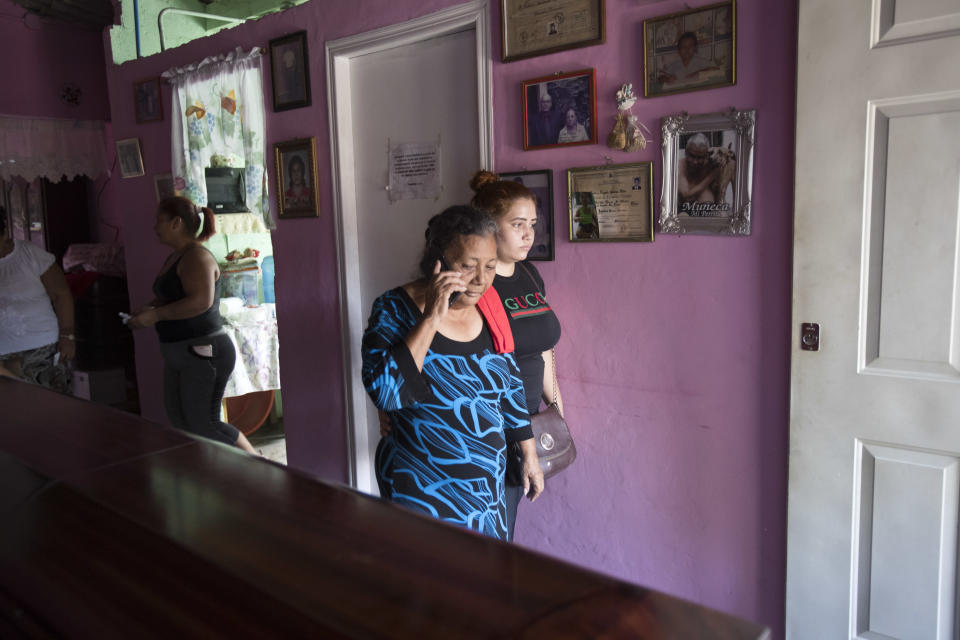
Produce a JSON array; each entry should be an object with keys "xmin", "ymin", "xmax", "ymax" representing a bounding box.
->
[
  {"xmin": 788, "ymin": 1, "xmax": 960, "ymax": 638},
  {"xmin": 327, "ymin": 2, "xmax": 492, "ymax": 493}
]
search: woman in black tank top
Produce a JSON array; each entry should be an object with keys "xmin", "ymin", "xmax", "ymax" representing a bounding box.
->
[{"xmin": 129, "ymin": 196, "xmax": 257, "ymax": 454}]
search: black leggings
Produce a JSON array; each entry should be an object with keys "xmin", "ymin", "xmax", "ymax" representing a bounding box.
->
[{"xmin": 160, "ymin": 331, "xmax": 239, "ymax": 445}]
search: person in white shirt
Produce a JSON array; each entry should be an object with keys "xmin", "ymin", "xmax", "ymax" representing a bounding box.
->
[
  {"xmin": 557, "ymin": 108, "xmax": 589, "ymax": 144},
  {"xmin": 0, "ymin": 207, "xmax": 75, "ymax": 392},
  {"xmin": 658, "ymin": 32, "xmax": 720, "ymax": 87}
]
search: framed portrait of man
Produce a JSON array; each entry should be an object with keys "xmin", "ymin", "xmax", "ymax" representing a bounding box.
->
[
  {"xmin": 522, "ymin": 69, "xmax": 597, "ymax": 151},
  {"xmin": 269, "ymin": 30, "xmax": 311, "ymax": 112},
  {"xmin": 642, "ymin": 0, "xmax": 736, "ymax": 98},
  {"xmin": 659, "ymin": 108, "xmax": 756, "ymax": 235}
]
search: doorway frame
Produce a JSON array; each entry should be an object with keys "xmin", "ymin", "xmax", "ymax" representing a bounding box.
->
[{"xmin": 326, "ymin": 0, "xmax": 493, "ymax": 490}]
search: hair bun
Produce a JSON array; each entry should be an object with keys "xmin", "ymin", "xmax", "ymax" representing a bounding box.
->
[{"xmin": 469, "ymin": 170, "xmax": 498, "ymax": 193}]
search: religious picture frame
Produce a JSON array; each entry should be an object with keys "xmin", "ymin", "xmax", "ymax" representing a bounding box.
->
[
  {"xmin": 659, "ymin": 108, "xmax": 756, "ymax": 236},
  {"xmin": 523, "ymin": 69, "xmax": 597, "ymax": 151},
  {"xmin": 269, "ymin": 30, "xmax": 311, "ymax": 112},
  {"xmin": 497, "ymin": 169, "xmax": 555, "ymax": 261},
  {"xmin": 642, "ymin": 0, "xmax": 736, "ymax": 98},
  {"xmin": 501, "ymin": 0, "xmax": 605, "ymax": 62},
  {"xmin": 274, "ymin": 137, "xmax": 319, "ymax": 218},
  {"xmin": 567, "ymin": 162, "xmax": 654, "ymax": 242},
  {"xmin": 133, "ymin": 77, "xmax": 163, "ymax": 124},
  {"xmin": 153, "ymin": 173, "xmax": 175, "ymax": 202},
  {"xmin": 116, "ymin": 138, "xmax": 145, "ymax": 179}
]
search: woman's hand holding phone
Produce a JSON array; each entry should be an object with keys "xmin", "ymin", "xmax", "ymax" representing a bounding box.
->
[{"xmin": 424, "ymin": 258, "xmax": 467, "ymax": 322}]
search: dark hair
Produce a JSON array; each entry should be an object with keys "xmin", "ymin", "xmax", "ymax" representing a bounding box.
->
[
  {"xmin": 469, "ymin": 170, "xmax": 535, "ymax": 221},
  {"xmin": 418, "ymin": 205, "xmax": 496, "ymax": 279},
  {"xmin": 677, "ymin": 31, "xmax": 698, "ymax": 49},
  {"xmin": 287, "ymin": 155, "xmax": 306, "ymax": 184},
  {"xmin": 0, "ymin": 206, "xmax": 6, "ymax": 236},
  {"xmin": 157, "ymin": 196, "xmax": 216, "ymax": 242}
]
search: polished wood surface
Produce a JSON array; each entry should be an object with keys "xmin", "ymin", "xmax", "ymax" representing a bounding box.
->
[{"xmin": 0, "ymin": 378, "xmax": 770, "ymax": 638}]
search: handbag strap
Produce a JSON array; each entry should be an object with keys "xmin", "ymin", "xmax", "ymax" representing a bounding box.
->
[{"xmin": 518, "ymin": 261, "xmax": 559, "ymax": 407}]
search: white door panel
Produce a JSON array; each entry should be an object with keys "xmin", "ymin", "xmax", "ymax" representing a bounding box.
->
[{"xmin": 789, "ymin": 0, "xmax": 960, "ymax": 638}]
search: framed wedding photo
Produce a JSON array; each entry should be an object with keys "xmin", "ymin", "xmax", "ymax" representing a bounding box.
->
[
  {"xmin": 133, "ymin": 77, "xmax": 163, "ymax": 124},
  {"xmin": 642, "ymin": 0, "xmax": 736, "ymax": 98},
  {"xmin": 501, "ymin": 0, "xmax": 605, "ymax": 62},
  {"xmin": 498, "ymin": 169, "xmax": 555, "ymax": 261},
  {"xmin": 568, "ymin": 162, "xmax": 654, "ymax": 243},
  {"xmin": 274, "ymin": 137, "xmax": 319, "ymax": 218},
  {"xmin": 659, "ymin": 108, "xmax": 756, "ymax": 236},
  {"xmin": 269, "ymin": 30, "xmax": 311, "ymax": 112},
  {"xmin": 523, "ymin": 69, "xmax": 597, "ymax": 151},
  {"xmin": 116, "ymin": 138, "xmax": 145, "ymax": 179}
]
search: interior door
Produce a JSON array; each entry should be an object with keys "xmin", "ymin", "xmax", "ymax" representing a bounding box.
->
[
  {"xmin": 327, "ymin": 4, "xmax": 491, "ymax": 494},
  {"xmin": 788, "ymin": 1, "xmax": 960, "ymax": 638}
]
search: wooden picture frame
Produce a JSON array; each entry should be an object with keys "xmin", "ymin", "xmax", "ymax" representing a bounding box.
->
[
  {"xmin": 523, "ymin": 69, "xmax": 597, "ymax": 151},
  {"xmin": 269, "ymin": 30, "xmax": 312, "ymax": 112},
  {"xmin": 501, "ymin": 0, "xmax": 605, "ymax": 62},
  {"xmin": 659, "ymin": 108, "xmax": 755, "ymax": 236},
  {"xmin": 498, "ymin": 169, "xmax": 555, "ymax": 261},
  {"xmin": 153, "ymin": 173, "xmax": 175, "ymax": 202},
  {"xmin": 642, "ymin": 0, "xmax": 736, "ymax": 98},
  {"xmin": 116, "ymin": 138, "xmax": 145, "ymax": 179},
  {"xmin": 133, "ymin": 77, "xmax": 163, "ymax": 124},
  {"xmin": 568, "ymin": 162, "xmax": 654, "ymax": 242},
  {"xmin": 274, "ymin": 137, "xmax": 319, "ymax": 218}
]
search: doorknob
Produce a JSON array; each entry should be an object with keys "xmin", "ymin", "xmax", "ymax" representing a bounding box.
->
[{"xmin": 800, "ymin": 323, "xmax": 819, "ymax": 351}]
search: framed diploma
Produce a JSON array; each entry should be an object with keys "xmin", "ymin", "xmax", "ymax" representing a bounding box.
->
[
  {"xmin": 501, "ymin": 0, "xmax": 605, "ymax": 63},
  {"xmin": 567, "ymin": 162, "xmax": 654, "ymax": 243}
]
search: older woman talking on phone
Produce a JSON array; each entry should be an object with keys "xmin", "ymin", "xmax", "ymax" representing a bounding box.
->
[{"xmin": 362, "ymin": 205, "xmax": 543, "ymax": 540}]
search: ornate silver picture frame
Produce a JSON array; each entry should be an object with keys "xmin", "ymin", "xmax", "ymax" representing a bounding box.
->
[{"xmin": 659, "ymin": 108, "xmax": 755, "ymax": 235}]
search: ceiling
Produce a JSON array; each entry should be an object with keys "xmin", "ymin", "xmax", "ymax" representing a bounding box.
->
[{"xmin": 10, "ymin": 0, "xmax": 116, "ymax": 30}]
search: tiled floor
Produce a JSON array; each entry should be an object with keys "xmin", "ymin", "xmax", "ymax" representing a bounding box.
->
[{"xmin": 248, "ymin": 418, "xmax": 287, "ymax": 465}]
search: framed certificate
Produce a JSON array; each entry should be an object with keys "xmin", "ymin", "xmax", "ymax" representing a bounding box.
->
[
  {"xmin": 568, "ymin": 163, "xmax": 654, "ymax": 243},
  {"xmin": 501, "ymin": 0, "xmax": 605, "ymax": 63}
]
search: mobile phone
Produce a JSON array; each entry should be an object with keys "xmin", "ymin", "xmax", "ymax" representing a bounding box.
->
[{"xmin": 439, "ymin": 256, "xmax": 461, "ymax": 307}]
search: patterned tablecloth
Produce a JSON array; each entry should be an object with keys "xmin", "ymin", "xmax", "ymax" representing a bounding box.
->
[{"xmin": 222, "ymin": 305, "xmax": 280, "ymax": 398}]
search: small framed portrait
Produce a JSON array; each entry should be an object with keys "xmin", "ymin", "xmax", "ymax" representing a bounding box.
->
[
  {"xmin": 642, "ymin": 0, "xmax": 736, "ymax": 98},
  {"xmin": 153, "ymin": 173, "xmax": 175, "ymax": 203},
  {"xmin": 659, "ymin": 108, "xmax": 756, "ymax": 236},
  {"xmin": 568, "ymin": 162, "xmax": 654, "ymax": 242},
  {"xmin": 501, "ymin": 0, "xmax": 605, "ymax": 63},
  {"xmin": 498, "ymin": 169, "xmax": 555, "ymax": 261},
  {"xmin": 116, "ymin": 138, "xmax": 145, "ymax": 179},
  {"xmin": 523, "ymin": 69, "xmax": 597, "ymax": 151},
  {"xmin": 274, "ymin": 137, "xmax": 319, "ymax": 218},
  {"xmin": 133, "ymin": 77, "xmax": 163, "ymax": 124},
  {"xmin": 269, "ymin": 30, "xmax": 311, "ymax": 112}
]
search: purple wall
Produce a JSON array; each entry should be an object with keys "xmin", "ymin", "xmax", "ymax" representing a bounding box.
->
[
  {"xmin": 99, "ymin": 0, "xmax": 795, "ymax": 636},
  {"xmin": 0, "ymin": 0, "xmax": 110, "ymax": 120}
]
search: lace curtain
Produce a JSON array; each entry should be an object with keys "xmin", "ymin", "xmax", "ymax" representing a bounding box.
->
[
  {"xmin": 162, "ymin": 47, "xmax": 274, "ymax": 231},
  {"xmin": 0, "ymin": 117, "xmax": 108, "ymax": 182}
]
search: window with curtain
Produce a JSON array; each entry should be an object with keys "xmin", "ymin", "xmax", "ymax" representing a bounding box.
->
[{"xmin": 162, "ymin": 47, "xmax": 274, "ymax": 232}]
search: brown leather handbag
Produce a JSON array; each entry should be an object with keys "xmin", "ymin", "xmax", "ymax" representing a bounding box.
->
[{"xmin": 507, "ymin": 348, "xmax": 577, "ymax": 483}]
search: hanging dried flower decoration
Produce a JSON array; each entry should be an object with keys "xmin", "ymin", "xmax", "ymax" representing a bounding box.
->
[{"xmin": 607, "ymin": 84, "xmax": 651, "ymax": 153}]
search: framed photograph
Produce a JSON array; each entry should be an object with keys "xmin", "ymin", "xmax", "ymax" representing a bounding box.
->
[
  {"xmin": 269, "ymin": 30, "xmax": 311, "ymax": 112},
  {"xmin": 567, "ymin": 162, "xmax": 654, "ymax": 242},
  {"xmin": 153, "ymin": 173, "xmax": 175, "ymax": 202},
  {"xmin": 498, "ymin": 169, "xmax": 555, "ymax": 261},
  {"xmin": 133, "ymin": 77, "xmax": 163, "ymax": 124},
  {"xmin": 659, "ymin": 108, "xmax": 755, "ymax": 236},
  {"xmin": 642, "ymin": 0, "xmax": 736, "ymax": 98},
  {"xmin": 115, "ymin": 138, "xmax": 144, "ymax": 179},
  {"xmin": 274, "ymin": 137, "xmax": 319, "ymax": 218},
  {"xmin": 523, "ymin": 69, "xmax": 597, "ymax": 151},
  {"xmin": 501, "ymin": 0, "xmax": 605, "ymax": 62}
]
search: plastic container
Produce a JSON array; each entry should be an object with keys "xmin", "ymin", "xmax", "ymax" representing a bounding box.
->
[
  {"xmin": 221, "ymin": 265, "xmax": 260, "ymax": 307},
  {"xmin": 261, "ymin": 256, "xmax": 275, "ymax": 303}
]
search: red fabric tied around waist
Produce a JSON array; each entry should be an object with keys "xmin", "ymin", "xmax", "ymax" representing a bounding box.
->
[{"xmin": 477, "ymin": 287, "xmax": 514, "ymax": 355}]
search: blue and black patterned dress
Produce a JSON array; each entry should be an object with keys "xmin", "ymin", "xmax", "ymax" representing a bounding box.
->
[{"xmin": 361, "ymin": 288, "xmax": 532, "ymax": 540}]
